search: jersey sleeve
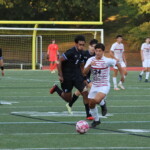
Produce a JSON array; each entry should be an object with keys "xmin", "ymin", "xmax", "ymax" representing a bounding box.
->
[
  {"xmin": 84, "ymin": 58, "xmax": 92, "ymax": 68},
  {"xmin": 141, "ymin": 44, "xmax": 144, "ymax": 51},
  {"xmin": 110, "ymin": 43, "xmax": 115, "ymax": 52},
  {"xmin": 62, "ymin": 49, "xmax": 73, "ymax": 60},
  {"xmin": 108, "ymin": 58, "xmax": 117, "ymax": 67}
]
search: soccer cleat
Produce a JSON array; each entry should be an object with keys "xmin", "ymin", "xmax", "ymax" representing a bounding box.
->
[
  {"xmin": 91, "ymin": 120, "xmax": 101, "ymax": 128},
  {"xmin": 101, "ymin": 102, "xmax": 107, "ymax": 116},
  {"xmin": 50, "ymin": 84, "xmax": 57, "ymax": 94},
  {"xmin": 66, "ymin": 103, "xmax": 73, "ymax": 114},
  {"xmin": 139, "ymin": 75, "xmax": 142, "ymax": 81},
  {"xmin": 145, "ymin": 79, "xmax": 148, "ymax": 83},
  {"xmin": 114, "ymin": 87, "xmax": 120, "ymax": 91},
  {"xmin": 118, "ymin": 83, "xmax": 125, "ymax": 90},
  {"xmin": 51, "ymin": 70, "xmax": 56, "ymax": 73},
  {"xmin": 1, "ymin": 71, "xmax": 4, "ymax": 76},
  {"xmin": 86, "ymin": 116, "xmax": 94, "ymax": 120}
]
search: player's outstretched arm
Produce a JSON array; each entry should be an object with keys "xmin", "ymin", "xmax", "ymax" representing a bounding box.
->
[
  {"xmin": 140, "ymin": 50, "xmax": 144, "ymax": 62},
  {"xmin": 116, "ymin": 63, "xmax": 124, "ymax": 83}
]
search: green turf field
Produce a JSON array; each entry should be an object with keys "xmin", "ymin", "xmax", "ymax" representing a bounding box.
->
[{"xmin": 0, "ymin": 70, "xmax": 150, "ymax": 150}]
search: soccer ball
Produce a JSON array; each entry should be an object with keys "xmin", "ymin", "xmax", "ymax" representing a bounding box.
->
[{"xmin": 76, "ymin": 120, "xmax": 89, "ymax": 134}]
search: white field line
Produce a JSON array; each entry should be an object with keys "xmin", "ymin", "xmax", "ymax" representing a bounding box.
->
[
  {"xmin": 0, "ymin": 121, "xmax": 150, "ymax": 125},
  {"xmin": 120, "ymin": 129, "xmax": 150, "ymax": 133},
  {"xmin": 1, "ymin": 95, "xmax": 150, "ymax": 97},
  {"xmin": 0, "ymin": 132, "xmax": 123, "ymax": 136},
  {"xmin": 1, "ymin": 147, "xmax": 150, "ymax": 150},
  {"xmin": 1, "ymin": 112, "xmax": 150, "ymax": 116},
  {"xmin": 11, "ymin": 111, "xmax": 111, "ymax": 118},
  {"xmin": 3, "ymin": 76, "xmax": 58, "ymax": 83},
  {"xmin": 1, "ymin": 106, "xmax": 150, "ymax": 109}
]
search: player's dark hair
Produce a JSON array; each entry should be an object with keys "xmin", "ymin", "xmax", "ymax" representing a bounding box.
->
[
  {"xmin": 74, "ymin": 35, "xmax": 86, "ymax": 43},
  {"xmin": 89, "ymin": 39, "xmax": 98, "ymax": 45},
  {"xmin": 95, "ymin": 43, "xmax": 105, "ymax": 51},
  {"xmin": 145, "ymin": 37, "xmax": 150, "ymax": 40},
  {"xmin": 116, "ymin": 35, "xmax": 123, "ymax": 39}
]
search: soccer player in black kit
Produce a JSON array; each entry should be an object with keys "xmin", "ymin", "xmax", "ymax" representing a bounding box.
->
[
  {"xmin": 0, "ymin": 48, "xmax": 4, "ymax": 76},
  {"xmin": 50, "ymin": 35, "xmax": 94, "ymax": 120}
]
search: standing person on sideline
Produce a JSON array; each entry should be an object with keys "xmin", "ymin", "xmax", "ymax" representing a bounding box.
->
[
  {"xmin": 0, "ymin": 48, "xmax": 4, "ymax": 76},
  {"xmin": 110, "ymin": 35, "xmax": 127, "ymax": 90},
  {"xmin": 50, "ymin": 35, "xmax": 94, "ymax": 120},
  {"xmin": 47, "ymin": 39, "xmax": 59, "ymax": 73},
  {"xmin": 139, "ymin": 37, "xmax": 150, "ymax": 82},
  {"xmin": 84, "ymin": 43, "xmax": 124, "ymax": 127}
]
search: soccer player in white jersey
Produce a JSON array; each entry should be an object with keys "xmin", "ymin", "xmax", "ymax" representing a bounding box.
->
[
  {"xmin": 139, "ymin": 37, "xmax": 150, "ymax": 82},
  {"xmin": 110, "ymin": 35, "xmax": 127, "ymax": 90},
  {"xmin": 84, "ymin": 43, "xmax": 124, "ymax": 127}
]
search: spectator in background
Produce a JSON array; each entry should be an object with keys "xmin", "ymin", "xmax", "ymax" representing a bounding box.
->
[{"xmin": 47, "ymin": 39, "xmax": 59, "ymax": 73}]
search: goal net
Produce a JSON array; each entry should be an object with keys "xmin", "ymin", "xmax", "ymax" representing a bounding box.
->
[{"xmin": 0, "ymin": 28, "xmax": 104, "ymax": 70}]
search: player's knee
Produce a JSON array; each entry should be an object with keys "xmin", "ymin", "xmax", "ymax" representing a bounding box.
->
[
  {"xmin": 89, "ymin": 100, "xmax": 96, "ymax": 109},
  {"xmin": 75, "ymin": 90, "xmax": 81, "ymax": 96}
]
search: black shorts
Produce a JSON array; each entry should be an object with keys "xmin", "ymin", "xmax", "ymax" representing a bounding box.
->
[{"xmin": 61, "ymin": 77, "xmax": 85, "ymax": 93}]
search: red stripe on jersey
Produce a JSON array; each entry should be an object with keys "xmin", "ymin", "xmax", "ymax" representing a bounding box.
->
[
  {"xmin": 91, "ymin": 67, "xmax": 108, "ymax": 70},
  {"xmin": 114, "ymin": 49, "xmax": 123, "ymax": 51}
]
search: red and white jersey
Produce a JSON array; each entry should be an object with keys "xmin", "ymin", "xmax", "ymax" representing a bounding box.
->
[
  {"xmin": 141, "ymin": 43, "xmax": 150, "ymax": 60},
  {"xmin": 111, "ymin": 42, "xmax": 124, "ymax": 62},
  {"xmin": 84, "ymin": 56, "xmax": 116, "ymax": 87}
]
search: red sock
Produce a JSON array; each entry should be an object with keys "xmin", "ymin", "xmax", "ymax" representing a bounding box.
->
[
  {"xmin": 53, "ymin": 63, "xmax": 57, "ymax": 70},
  {"xmin": 50, "ymin": 63, "xmax": 53, "ymax": 71}
]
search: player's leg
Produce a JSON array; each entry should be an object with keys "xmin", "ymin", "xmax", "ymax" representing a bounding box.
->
[
  {"xmin": 145, "ymin": 67, "xmax": 150, "ymax": 82},
  {"xmin": 66, "ymin": 90, "xmax": 81, "ymax": 114},
  {"xmin": 139, "ymin": 60, "xmax": 147, "ymax": 81},
  {"xmin": 89, "ymin": 92, "xmax": 106, "ymax": 127},
  {"xmin": 139, "ymin": 68, "xmax": 146, "ymax": 81},
  {"xmin": 118, "ymin": 62, "xmax": 127, "ymax": 89},
  {"xmin": 112, "ymin": 69, "xmax": 120, "ymax": 90},
  {"xmin": 51, "ymin": 61, "xmax": 56, "ymax": 73},
  {"xmin": 99, "ymin": 96, "xmax": 107, "ymax": 116},
  {"xmin": 74, "ymin": 78, "xmax": 93, "ymax": 120},
  {"xmin": 67, "ymin": 80, "xmax": 92, "ymax": 109},
  {"xmin": 49, "ymin": 61, "xmax": 53, "ymax": 72},
  {"xmin": 89, "ymin": 85, "xmax": 110, "ymax": 127},
  {"xmin": 50, "ymin": 80, "xmax": 73, "ymax": 102},
  {"xmin": 118, "ymin": 67, "xmax": 127, "ymax": 90}
]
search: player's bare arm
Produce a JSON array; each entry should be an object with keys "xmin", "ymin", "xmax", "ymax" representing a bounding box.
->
[
  {"xmin": 140, "ymin": 50, "xmax": 144, "ymax": 61},
  {"xmin": 57, "ymin": 56, "xmax": 65, "ymax": 83},
  {"xmin": 116, "ymin": 63, "xmax": 124, "ymax": 82},
  {"xmin": 110, "ymin": 50, "xmax": 119, "ymax": 61},
  {"xmin": 83, "ymin": 61, "xmax": 96, "ymax": 75},
  {"xmin": 83, "ymin": 64, "xmax": 91, "ymax": 75}
]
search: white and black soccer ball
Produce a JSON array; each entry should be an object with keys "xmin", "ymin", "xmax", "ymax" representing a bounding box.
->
[{"xmin": 76, "ymin": 120, "xmax": 89, "ymax": 134}]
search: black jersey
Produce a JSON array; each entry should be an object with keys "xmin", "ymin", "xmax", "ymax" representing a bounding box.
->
[
  {"xmin": 0, "ymin": 48, "xmax": 2, "ymax": 58},
  {"xmin": 82, "ymin": 50, "xmax": 95, "ymax": 63},
  {"xmin": 82, "ymin": 50, "xmax": 95, "ymax": 79},
  {"xmin": 62, "ymin": 47, "xmax": 84, "ymax": 79}
]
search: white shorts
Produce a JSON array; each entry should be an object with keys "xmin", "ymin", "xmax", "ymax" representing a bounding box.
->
[
  {"xmin": 88, "ymin": 85, "xmax": 110, "ymax": 99},
  {"xmin": 114, "ymin": 61, "xmax": 126, "ymax": 69},
  {"xmin": 142, "ymin": 60, "xmax": 150, "ymax": 68}
]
